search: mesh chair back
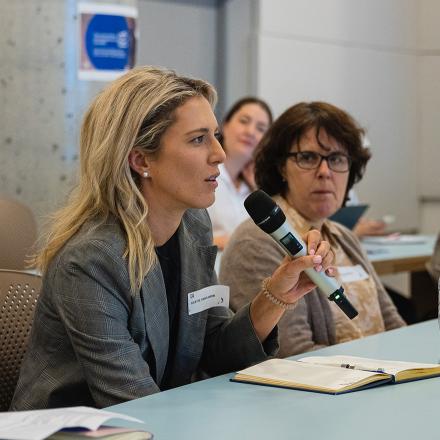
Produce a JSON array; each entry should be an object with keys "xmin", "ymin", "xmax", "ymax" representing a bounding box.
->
[
  {"xmin": 0, "ymin": 198, "xmax": 37, "ymax": 270},
  {"xmin": 0, "ymin": 270, "xmax": 42, "ymax": 410}
]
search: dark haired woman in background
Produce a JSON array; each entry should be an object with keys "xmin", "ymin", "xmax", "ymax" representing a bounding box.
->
[
  {"xmin": 208, "ymin": 97, "xmax": 272, "ymax": 249},
  {"xmin": 220, "ymin": 101, "xmax": 404, "ymax": 357}
]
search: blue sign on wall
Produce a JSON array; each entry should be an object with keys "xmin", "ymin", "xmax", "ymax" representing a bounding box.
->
[{"xmin": 79, "ymin": 3, "xmax": 137, "ymax": 81}]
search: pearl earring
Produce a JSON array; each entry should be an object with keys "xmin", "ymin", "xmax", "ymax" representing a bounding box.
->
[{"xmin": 142, "ymin": 171, "xmax": 149, "ymax": 178}]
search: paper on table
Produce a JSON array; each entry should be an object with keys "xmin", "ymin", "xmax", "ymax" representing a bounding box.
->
[
  {"xmin": 362, "ymin": 234, "xmax": 428, "ymax": 245},
  {"xmin": 0, "ymin": 406, "xmax": 144, "ymax": 440}
]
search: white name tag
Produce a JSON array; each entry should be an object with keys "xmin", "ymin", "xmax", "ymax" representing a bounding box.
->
[
  {"xmin": 337, "ymin": 265, "xmax": 369, "ymax": 283},
  {"xmin": 187, "ymin": 285, "xmax": 230, "ymax": 315}
]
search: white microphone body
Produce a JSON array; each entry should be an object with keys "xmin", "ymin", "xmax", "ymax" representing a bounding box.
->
[{"xmin": 270, "ymin": 222, "xmax": 341, "ymax": 296}]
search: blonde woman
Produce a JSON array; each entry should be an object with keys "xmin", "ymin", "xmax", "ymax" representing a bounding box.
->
[{"xmin": 11, "ymin": 67, "xmax": 334, "ymax": 410}]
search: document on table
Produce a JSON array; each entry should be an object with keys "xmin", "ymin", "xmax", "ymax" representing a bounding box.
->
[
  {"xmin": 0, "ymin": 406, "xmax": 144, "ymax": 440},
  {"xmin": 362, "ymin": 234, "xmax": 429, "ymax": 245}
]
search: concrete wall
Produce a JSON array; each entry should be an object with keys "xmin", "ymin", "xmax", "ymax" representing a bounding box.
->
[
  {"xmin": 1, "ymin": 0, "xmax": 85, "ymax": 225},
  {"xmin": 1, "ymin": 0, "xmax": 218, "ymax": 228}
]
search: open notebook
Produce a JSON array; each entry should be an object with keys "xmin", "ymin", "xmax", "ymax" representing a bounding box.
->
[{"xmin": 232, "ymin": 355, "xmax": 440, "ymax": 395}]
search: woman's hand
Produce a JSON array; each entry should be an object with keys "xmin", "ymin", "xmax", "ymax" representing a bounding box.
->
[
  {"xmin": 353, "ymin": 217, "xmax": 386, "ymax": 237},
  {"xmin": 250, "ymin": 229, "xmax": 335, "ymax": 342},
  {"xmin": 268, "ymin": 229, "xmax": 335, "ymax": 305}
]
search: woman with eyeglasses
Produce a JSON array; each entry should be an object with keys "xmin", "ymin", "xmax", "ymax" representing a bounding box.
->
[{"xmin": 220, "ymin": 101, "xmax": 405, "ymax": 357}]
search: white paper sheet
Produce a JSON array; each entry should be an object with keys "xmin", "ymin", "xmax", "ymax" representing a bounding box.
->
[{"xmin": 0, "ymin": 406, "xmax": 144, "ymax": 440}]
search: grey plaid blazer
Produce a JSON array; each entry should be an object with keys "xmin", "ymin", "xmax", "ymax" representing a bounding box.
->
[{"xmin": 11, "ymin": 209, "xmax": 277, "ymax": 410}]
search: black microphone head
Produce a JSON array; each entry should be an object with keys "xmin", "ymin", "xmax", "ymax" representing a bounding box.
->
[{"xmin": 244, "ymin": 190, "xmax": 286, "ymax": 233}]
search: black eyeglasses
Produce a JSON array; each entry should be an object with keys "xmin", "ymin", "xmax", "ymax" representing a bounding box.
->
[{"xmin": 287, "ymin": 151, "xmax": 352, "ymax": 173}]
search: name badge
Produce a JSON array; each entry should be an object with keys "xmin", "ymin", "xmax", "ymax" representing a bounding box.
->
[
  {"xmin": 187, "ymin": 285, "xmax": 230, "ymax": 315},
  {"xmin": 337, "ymin": 265, "xmax": 369, "ymax": 283}
]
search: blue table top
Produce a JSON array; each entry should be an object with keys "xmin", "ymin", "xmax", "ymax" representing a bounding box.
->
[{"xmin": 107, "ymin": 320, "xmax": 440, "ymax": 440}]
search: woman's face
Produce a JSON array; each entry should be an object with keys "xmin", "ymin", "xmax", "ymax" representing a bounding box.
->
[
  {"xmin": 222, "ymin": 103, "xmax": 270, "ymax": 162},
  {"xmin": 143, "ymin": 96, "xmax": 225, "ymax": 214},
  {"xmin": 282, "ymin": 127, "xmax": 349, "ymax": 223}
]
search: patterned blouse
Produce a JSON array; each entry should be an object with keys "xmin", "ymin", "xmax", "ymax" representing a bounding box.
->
[{"xmin": 274, "ymin": 196, "xmax": 386, "ymax": 344}]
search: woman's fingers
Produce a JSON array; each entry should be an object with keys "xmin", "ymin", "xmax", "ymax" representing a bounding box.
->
[
  {"xmin": 304, "ymin": 229, "xmax": 334, "ymax": 272},
  {"xmin": 269, "ymin": 228, "xmax": 338, "ymax": 304},
  {"xmin": 320, "ymin": 247, "xmax": 334, "ymax": 271},
  {"xmin": 283, "ymin": 254, "xmax": 320, "ymax": 276},
  {"xmin": 305, "ymin": 229, "xmax": 320, "ymax": 255},
  {"xmin": 293, "ymin": 273, "xmax": 316, "ymax": 296},
  {"xmin": 270, "ymin": 254, "xmax": 318, "ymax": 297},
  {"xmin": 325, "ymin": 266, "xmax": 336, "ymax": 277}
]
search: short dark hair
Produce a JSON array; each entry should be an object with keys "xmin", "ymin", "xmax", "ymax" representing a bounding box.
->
[
  {"xmin": 218, "ymin": 97, "xmax": 273, "ymax": 146},
  {"xmin": 254, "ymin": 101, "xmax": 371, "ymax": 203}
]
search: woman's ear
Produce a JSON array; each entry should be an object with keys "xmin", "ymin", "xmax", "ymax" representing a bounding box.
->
[{"xmin": 128, "ymin": 148, "xmax": 149, "ymax": 178}]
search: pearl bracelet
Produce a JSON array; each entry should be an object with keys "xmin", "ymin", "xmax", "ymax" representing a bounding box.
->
[{"xmin": 261, "ymin": 277, "xmax": 296, "ymax": 310}]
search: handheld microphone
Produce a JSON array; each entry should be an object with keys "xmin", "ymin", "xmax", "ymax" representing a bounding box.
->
[{"xmin": 244, "ymin": 190, "xmax": 358, "ymax": 319}]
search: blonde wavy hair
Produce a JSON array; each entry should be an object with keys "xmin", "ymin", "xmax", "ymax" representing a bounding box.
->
[{"xmin": 36, "ymin": 66, "xmax": 217, "ymax": 292}]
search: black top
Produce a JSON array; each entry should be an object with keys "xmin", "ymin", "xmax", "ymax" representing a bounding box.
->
[{"xmin": 155, "ymin": 229, "xmax": 181, "ymax": 390}]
